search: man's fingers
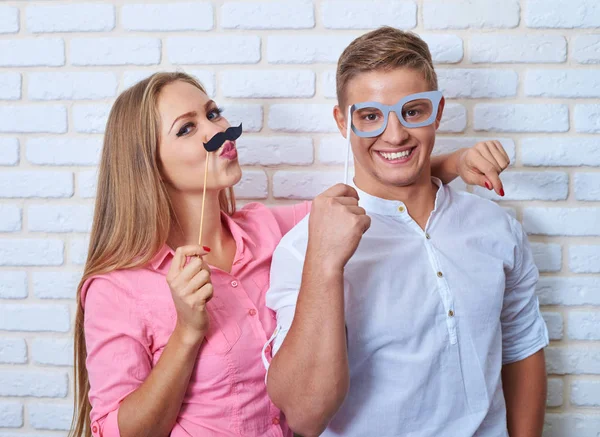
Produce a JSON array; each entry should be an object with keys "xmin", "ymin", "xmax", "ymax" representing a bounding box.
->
[
  {"xmin": 323, "ymin": 183, "xmax": 360, "ymax": 201},
  {"xmin": 335, "ymin": 196, "xmax": 360, "ymax": 207}
]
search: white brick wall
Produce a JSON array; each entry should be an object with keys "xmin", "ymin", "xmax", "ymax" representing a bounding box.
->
[{"xmin": 0, "ymin": 1, "xmax": 598, "ymax": 434}]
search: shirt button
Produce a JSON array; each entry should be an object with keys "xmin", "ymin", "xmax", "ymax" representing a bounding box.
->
[
  {"xmin": 249, "ymin": 309, "xmax": 257, "ymax": 316},
  {"xmin": 272, "ymin": 416, "xmax": 280, "ymax": 425},
  {"xmin": 92, "ymin": 426, "xmax": 98, "ymax": 434},
  {"xmin": 425, "ymin": 233, "xmax": 431, "ymax": 239},
  {"xmin": 448, "ymin": 310, "xmax": 455, "ymax": 317},
  {"xmin": 398, "ymin": 206, "xmax": 405, "ymax": 213},
  {"xmin": 231, "ymin": 280, "xmax": 238, "ymax": 288},
  {"xmin": 265, "ymin": 344, "xmax": 272, "ymax": 353},
  {"xmin": 437, "ymin": 271, "xmax": 443, "ymax": 278}
]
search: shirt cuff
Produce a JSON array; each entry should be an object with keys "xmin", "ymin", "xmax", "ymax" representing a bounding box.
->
[{"xmin": 92, "ymin": 409, "xmax": 121, "ymax": 437}]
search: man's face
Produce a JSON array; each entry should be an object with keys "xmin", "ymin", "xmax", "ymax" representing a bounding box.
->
[{"xmin": 334, "ymin": 68, "xmax": 445, "ymax": 196}]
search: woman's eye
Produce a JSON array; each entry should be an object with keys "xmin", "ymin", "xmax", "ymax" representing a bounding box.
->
[
  {"xmin": 207, "ymin": 107, "xmax": 224, "ymax": 121},
  {"xmin": 176, "ymin": 122, "xmax": 195, "ymax": 137}
]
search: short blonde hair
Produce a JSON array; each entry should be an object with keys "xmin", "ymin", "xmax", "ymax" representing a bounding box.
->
[{"xmin": 336, "ymin": 26, "xmax": 438, "ymax": 107}]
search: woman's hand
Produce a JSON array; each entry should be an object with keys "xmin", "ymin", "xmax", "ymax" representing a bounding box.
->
[
  {"xmin": 457, "ymin": 140, "xmax": 510, "ymax": 196},
  {"xmin": 166, "ymin": 245, "xmax": 213, "ymax": 346}
]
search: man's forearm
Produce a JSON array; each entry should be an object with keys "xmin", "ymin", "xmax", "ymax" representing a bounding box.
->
[
  {"xmin": 502, "ymin": 349, "xmax": 547, "ymax": 437},
  {"xmin": 430, "ymin": 149, "xmax": 465, "ymax": 184},
  {"xmin": 267, "ymin": 256, "xmax": 349, "ymax": 437}
]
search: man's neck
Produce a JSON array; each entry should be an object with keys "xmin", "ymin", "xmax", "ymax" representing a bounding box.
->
[{"xmin": 354, "ymin": 172, "xmax": 438, "ymax": 231}]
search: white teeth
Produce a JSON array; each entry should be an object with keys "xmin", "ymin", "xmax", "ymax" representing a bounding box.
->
[{"xmin": 380, "ymin": 149, "xmax": 412, "ymax": 160}]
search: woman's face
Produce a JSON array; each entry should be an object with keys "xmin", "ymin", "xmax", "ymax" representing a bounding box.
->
[{"xmin": 157, "ymin": 80, "xmax": 242, "ymax": 194}]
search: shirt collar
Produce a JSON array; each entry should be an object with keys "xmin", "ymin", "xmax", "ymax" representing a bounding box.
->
[
  {"xmin": 149, "ymin": 210, "xmax": 255, "ymax": 273},
  {"xmin": 352, "ymin": 177, "xmax": 446, "ymax": 218}
]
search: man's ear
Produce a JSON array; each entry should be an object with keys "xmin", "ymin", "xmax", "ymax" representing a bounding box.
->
[
  {"xmin": 434, "ymin": 96, "xmax": 446, "ymax": 131},
  {"xmin": 333, "ymin": 104, "xmax": 348, "ymax": 138}
]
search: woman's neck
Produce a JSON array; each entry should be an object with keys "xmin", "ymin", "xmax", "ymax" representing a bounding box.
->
[{"xmin": 166, "ymin": 190, "xmax": 236, "ymax": 272}]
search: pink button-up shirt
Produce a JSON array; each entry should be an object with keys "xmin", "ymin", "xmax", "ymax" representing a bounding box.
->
[{"xmin": 82, "ymin": 202, "xmax": 311, "ymax": 437}]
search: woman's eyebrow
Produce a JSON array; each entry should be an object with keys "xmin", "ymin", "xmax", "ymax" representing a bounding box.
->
[{"xmin": 169, "ymin": 111, "xmax": 197, "ymax": 134}]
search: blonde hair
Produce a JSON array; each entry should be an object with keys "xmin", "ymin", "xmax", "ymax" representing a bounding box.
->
[
  {"xmin": 336, "ymin": 26, "xmax": 438, "ymax": 108},
  {"xmin": 69, "ymin": 72, "xmax": 235, "ymax": 437}
]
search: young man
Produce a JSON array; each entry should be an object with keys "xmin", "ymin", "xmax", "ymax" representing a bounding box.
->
[{"xmin": 264, "ymin": 27, "xmax": 548, "ymax": 437}]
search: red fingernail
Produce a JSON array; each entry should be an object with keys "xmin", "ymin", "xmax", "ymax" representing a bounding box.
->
[
  {"xmin": 484, "ymin": 181, "xmax": 491, "ymax": 190},
  {"xmin": 203, "ymin": 246, "xmax": 211, "ymax": 252},
  {"xmin": 500, "ymin": 188, "xmax": 505, "ymax": 197}
]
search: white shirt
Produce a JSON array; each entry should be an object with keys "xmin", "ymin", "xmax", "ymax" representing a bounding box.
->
[{"xmin": 265, "ymin": 179, "xmax": 549, "ymax": 437}]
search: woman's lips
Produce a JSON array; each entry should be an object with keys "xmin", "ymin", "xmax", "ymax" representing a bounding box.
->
[{"xmin": 219, "ymin": 141, "xmax": 238, "ymax": 159}]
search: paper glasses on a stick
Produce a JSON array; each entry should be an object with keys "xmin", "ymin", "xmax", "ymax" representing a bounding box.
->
[{"xmin": 198, "ymin": 123, "xmax": 243, "ymax": 246}]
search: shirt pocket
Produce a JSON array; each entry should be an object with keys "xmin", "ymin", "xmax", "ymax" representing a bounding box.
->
[{"xmin": 201, "ymin": 295, "xmax": 242, "ymax": 355}]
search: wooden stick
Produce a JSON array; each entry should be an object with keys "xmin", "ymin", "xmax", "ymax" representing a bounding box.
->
[{"xmin": 198, "ymin": 154, "xmax": 210, "ymax": 246}]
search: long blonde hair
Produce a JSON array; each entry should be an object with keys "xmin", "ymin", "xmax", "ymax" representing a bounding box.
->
[{"xmin": 70, "ymin": 72, "xmax": 236, "ymax": 437}]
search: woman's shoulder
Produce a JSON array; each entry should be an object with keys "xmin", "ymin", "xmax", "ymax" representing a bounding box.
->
[
  {"xmin": 80, "ymin": 268, "xmax": 141, "ymax": 310},
  {"xmin": 235, "ymin": 201, "xmax": 311, "ymax": 236}
]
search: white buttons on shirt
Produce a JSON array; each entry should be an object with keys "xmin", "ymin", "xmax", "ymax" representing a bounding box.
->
[{"xmin": 231, "ymin": 280, "xmax": 238, "ymax": 288}]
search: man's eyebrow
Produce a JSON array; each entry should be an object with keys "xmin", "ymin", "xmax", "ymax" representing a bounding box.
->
[{"xmin": 169, "ymin": 111, "xmax": 197, "ymax": 134}]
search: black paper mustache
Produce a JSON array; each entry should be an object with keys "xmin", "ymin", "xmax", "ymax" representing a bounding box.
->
[{"xmin": 203, "ymin": 123, "xmax": 243, "ymax": 152}]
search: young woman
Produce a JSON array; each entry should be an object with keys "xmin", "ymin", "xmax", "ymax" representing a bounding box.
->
[{"xmin": 70, "ymin": 72, "xmax": 509, "ymax": 437}]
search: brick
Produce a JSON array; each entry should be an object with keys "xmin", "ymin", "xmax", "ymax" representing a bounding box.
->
[
  {"xmin": 322, "ymin": 1, "xmax": 416, "ymax": 29},
  {"xmin": 27, "ymin": 3, "xmax": 114, "ymax": 32},
  {"xmin": 237, "ymin": 137, "xmax": 313, "ymax": 166},
  {"xmin": 31, "ymin": 338, "xmax": 73, "ymax": 366},
  {"xmin": 122, "ymin": 70, "xmax": 216, "ymax": 97},
  {"xmin": 571, "ymin": 380, "xmax": 600, "ymax": 406},
  {"xmin": 70, "ymin": 237, "xmax": 90, "ymax": 265},
  {"xmin": 269, "ymin": 104, "xmax": 338, "ymax": 133},
  {"xmin": 531, "ymin": 243, "xmax": 562, "ymax": 273},
  {"xmin": 0, "ymin": 138, "xmax": 19, "ymax": 166},
  {"xmin": 0, "ymin": 338, "xmax": 27, "ymax": 364},
  {"xmin": 122, "ymin": 2, "xmax": 212, "ymax": 31},
  {"xmin": 574, "ymin": 173, "xmax": 600, "ymax": 201},
  {"xmin": 542, "ymin": 312, "xmax": 563, "ymax": 341},
  {"xmin": 0, "ymin": 171, "xmax": 73, "ymax": 198},
  {"xmin": 437, "ymin": 69, "xmax": 517, "ymax": 98},
  {"xmin": 547, "ymin": 378, "xmax": 563, "ymax": 407},
  {"xmin": 524, "ymin": 208, "xmax": 600, "ymax": 236},
  {"xmin": 28, "ymin": 205, "xmax": 93, "ymax": 233},
  {"xmin": 225, "ymin": 104, "xmax": 263, "ymax": 133},
  {"xmin": 29, "ymin": 403, "xmax": 73, "ymax": 430},
  {"xmin": 273, "ymin": 171, "xmax": 342, "ymax": 199},
  {"xmin": 570, "ymin": 245, "xmax": 600, "ymax": 273},
  {"xmin": 32, "ymin": 271, "xmax": 80, "ymax": 300},
  {"xmin": 439, "ymin": 103, "xmax": 466, "ymax": 133},
  {"xmin": 525, "ymin": 70, "xmax": 600, "ymax": 98},
  {"xmin": 434, "ymin": 137, "xmax": 518, "ymax": 162},
  {"xmin": 0, "ymin": 38, "xmax": 65, "ymax": 67},
  {"xmin": 544, "ymin": 414, "xmax": 600, "ymax": 437},
  {"xmin": 0, "ymin": 205, "xmax": 21, "ymax": 232},
  {"xmin": 526, "ymin": 0, "xmax": 600, "ymax": 28},
  {"xmin": 473, "ymin": 171, "xmax": 568, "ymax": 201},
  {"xmin": 521, "ymin": 138, "xmax": 600, "ymax": 167},
  {"xmin": 167, "ymin": 36, "xmax": 260, "ymax": 64},
  {"xmin": 27, "ymin": 138, "xmax": 102, "ymax": 166},
  {"xmin": 474, "ymin": 104, "xmax": 568, "ymax": 133},
  {"xmin": 71, "ymin": 37, "xmax": 160, "ymax": 66},
  {"xmin": 267, "ymin": 35, "xmax": 355, "ymax": 64},
  {"xmin": 0, "ymin": 105, "xmax": 67, "ymax": 134},
  {"xmin": 0, "ymin": 401, "xmax": 23, "ymax": 427},
  {"xmin": 0, "ymin": 239, "xmax": 64, "ymax": 267},
  {"xmin": 29, "ymin": 72, "xmax": 118, "ymax": 101},
  {"xmin": 222, "ymin": 70, "xmax": 315, "ymax": 98},
  {"xmin": 568, "ymin": 312, "xmax": 600, "ymax": 341},
  {"xmin": 319, "ymin": 136, "xmax": 353, "ymax": 166},
  {"xmin": 470, "ymin": 35, "xmax": 566, "ymax": 63},
  {"xmin": 0, "ymin": 72, "xmax": 20, "ymax": 100},
  {"xmin": 234, "ymin": 170, "xmax": 268, "ymax": 199},
  {"xmin": 536, "ymin": 277, "xmax": 600, "ymax": 306},
  {"xmin": 0, "ymin": 304, "xmax": 70, "ymax": 332},
  {"xmin": 73, "ymin": 104, "xmax": 111, "ymax": 134},
  {"xmin": 0, "ymin": 271, "xmax": 27, "ymax": 299},
  {"xmin": 0, "ymin": 370, "xmax": 68, "ymax": 397},
  {"xmin": 573, "ymin": 35, "xmax": 600, "ymax": 64},
  {"xmin": 424, "ymin": 0, "xmax": 519, "ymax": 29},
  {"xmin": 421, "ymin": 34, "xmax": 464, "ymax": 63},
  {"xmin": 78, "ymin": 169, "xmax": 98, "ymax": 198},
  {"xmin": 223, "ymin": 1, "xmax": 314, "ymax": 29},
  {"xmin": 322, "ymin": 70, "xmax": 336, "ymax": 99},
  {"xmin": 546, "ymin": 347, "xmax": 600, "ymax": 375},
  {"xmin": 575, "ymin": 104, "xmax": 600, "ymax": 133},
  {"xmin": 0, "ymin": 6, "xmax": 19, "ymax": 33}
]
